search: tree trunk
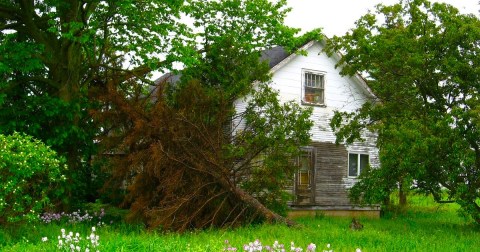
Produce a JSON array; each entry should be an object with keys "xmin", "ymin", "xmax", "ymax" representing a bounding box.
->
[
  {"xmin": 231, "ymin": 184, "xmax": 297, "ymax": 226},
  {"xmin": 399, "ymin": 181, "xmax": 407, "ymax": 207}
]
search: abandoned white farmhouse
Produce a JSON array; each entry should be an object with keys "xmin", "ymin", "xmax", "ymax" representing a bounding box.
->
[
  {"xmin": 156, "ymin": 40, "xmax": 380, "ymax": 217},
  {"xmin": 235, "ymin": 40, "xmax": 380, "ymax": 217}
]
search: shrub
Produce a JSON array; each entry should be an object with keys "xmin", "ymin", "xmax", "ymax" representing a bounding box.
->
[{"xmin": 0, "ymin": 132, "xmax": 66, "ymax": 223}]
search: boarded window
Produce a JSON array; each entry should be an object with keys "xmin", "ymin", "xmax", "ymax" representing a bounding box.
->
[{"xmin": 303, "ymin": 70, "xmax": 325, "ymax": 105}]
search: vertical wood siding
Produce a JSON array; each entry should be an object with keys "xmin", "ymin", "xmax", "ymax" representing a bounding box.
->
[{"xmin": 311, "ymin": 142, "xmax": 350, "ymax": 206}]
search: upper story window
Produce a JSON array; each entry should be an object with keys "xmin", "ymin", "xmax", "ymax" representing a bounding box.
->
[
  {"xmin": 348, "ymin": 153, "xmax": 369, "ymax": 177},
  {"xmin": 302, "ymin": 69, "xmax": 325, "ymax": 105}
]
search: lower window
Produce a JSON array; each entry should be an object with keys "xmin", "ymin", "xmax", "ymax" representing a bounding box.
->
[{"xmin": 348, "ymin": 153, "xmax": 369, "ymax": 177}]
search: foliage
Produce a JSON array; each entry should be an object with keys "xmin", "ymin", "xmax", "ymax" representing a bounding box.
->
[
  {"xmin": 325, "ymin": 0, "xmax": 480, "ymax": 223},
  {"xmin": 92, "ymin": 0, "xmax": 313, "ymax": 231},
  {"xmin": 100, "ymin": 77, "xmax": 312, "ymax": 230},
  {"xmin": 0, "ymin": 132, "xmax": 66, "ymax": 223},
  {"xmin": 237, "ymin": 83, "xmax": 313, "ymax": 216},
  {"xmin": 0, "ymin": 0, "xmax": 202, "ymax": 205},
  {"xmin": 0, "ymin": 0, "xmax": 311, "ymax": 229},
  {"xmin": 0, "ymin": 195, "xmax": 478, "ymax": 251},
  {"xmin": 0, "ymin": 0, "xmax": 303, "ymax": 212}
]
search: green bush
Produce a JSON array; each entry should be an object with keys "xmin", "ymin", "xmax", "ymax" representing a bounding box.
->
[{"xmin": 0, "ymin": 132, "xmax": 66, "ymax": 223}]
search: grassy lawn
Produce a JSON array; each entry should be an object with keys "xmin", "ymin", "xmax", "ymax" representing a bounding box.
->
[{"xmin": 0, "ymin": 195, "xmax": 478, "ymax": 251}]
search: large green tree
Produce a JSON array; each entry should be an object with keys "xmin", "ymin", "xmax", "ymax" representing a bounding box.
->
[
  {"xmin": 0, "ymin": 0, "xmax": 190, "ymax": 203},
  {"xmin": 0, "ymin": 0, "xmax": 298, "ymax": 205},
  {"xmin": 96, "ymin": 3, "xmax": 315, "ymax": 230},
  {"xmin": 326, "ymin": 0, "xmax": 480, "ymax": 223}
]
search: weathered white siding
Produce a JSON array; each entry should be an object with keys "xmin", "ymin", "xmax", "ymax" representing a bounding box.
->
[
  {"xmin": 235, "ymin": 41, "xmax": 380, "ymax": 206},
  {"xmin": 235, "ymin": 42, "xmax": 378, "ymax": 155},
  {"xmin": 269, "ymin": 42, "xmax": 371, "ymax": 142}
]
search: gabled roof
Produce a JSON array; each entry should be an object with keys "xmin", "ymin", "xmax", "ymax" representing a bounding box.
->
[
  {"xmin": 153, "ymin": 40, "xmax": 375, "ymax": 99},
  {"xmin": 260, "ymin": 46, "xmax": 290, "ymax": 69},
  {"xmin": 266, "ymin": 41, "xmax": 375, "ymax": 99},
  {"xmin": 154, "ymin": 46, "xmax": 289, "ymax": 86}
]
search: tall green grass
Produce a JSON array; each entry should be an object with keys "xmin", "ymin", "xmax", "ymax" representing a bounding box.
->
[{"xmin": 1, "ymin": 194, "xmax": 478, "ymax": 251}]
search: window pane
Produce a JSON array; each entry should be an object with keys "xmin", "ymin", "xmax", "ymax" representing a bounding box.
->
[
  {"xmin": 349, "ymin": 153, "xmax": 358, "ymax": 176},
  {"xmin": 300, "ymin": 155, "xmax": 310, "ymax": 170},
  {"xmin": 304, "ymin": 73, "xmax": 312, "ymax": 87},
  {"xmin": 299, "ymin": 171, "xmax": 309, "ymax": 185},
  {"xmin": 313, "ymin": 89, "xmax": 324, "ymax": 104},
  {"xmin": 360, "ymin": 154, "xmax": 369, "ymax": 174},
  {"xmin": 303, "ymin": 72, "xmax": 325, "ymax": 104}
]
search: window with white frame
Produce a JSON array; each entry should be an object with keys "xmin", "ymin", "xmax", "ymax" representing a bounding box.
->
[
  {"xmin": 302, "ymin": 69, "xmax": 325, "ymax": 105},
  {"xmin": 348, "ymin": 153, "xmax": 369, "ymax": 177}
]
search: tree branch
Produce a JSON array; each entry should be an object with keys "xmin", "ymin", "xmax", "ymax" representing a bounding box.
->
[{"xmin": 0, "ymin": 4, "xmax": 20, "ymax": 20}]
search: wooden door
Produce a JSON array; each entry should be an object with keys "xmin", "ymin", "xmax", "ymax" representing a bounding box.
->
[{"xmin": 294, "ymin": 148, "xmax": 315, "ymax": 205}]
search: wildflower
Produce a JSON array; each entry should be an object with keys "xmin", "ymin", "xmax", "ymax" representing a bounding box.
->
[
  {"xmin": 323, "ymin": 243, "xmax": 332, "ymax": 252},
  {"xmin": 306, "ymin": 243, "xmax": 316, "ymax": 252},
  {"xmin": 41, "ymin": 237, "xmax": 48, "ymax": 242},
  {"xmin": 253, "ymin": 240, "xmax": 262, "ymax": 251},
  {"xmin": 91, "ymin": 226, "xmax": 96, "ymax": 232},
  {"xmin": 356, "ymin": 249, "xmax": 362, "ymax": 252}
]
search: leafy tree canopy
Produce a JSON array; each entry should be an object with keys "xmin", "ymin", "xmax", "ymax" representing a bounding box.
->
[
  {"xmin": 1, "ymin": 0, "xmax": 316, "ymax": 229},
  {"xmin": 325, "ymin": 0, "xmax": 480, "ymax": 223},
  {"xmin": 95, "ymin": 4, "xmax": 318, "ymax": 230},
  {"xmin": 0, "ymin": 0, "xmax": 298, "ymax": 205}
]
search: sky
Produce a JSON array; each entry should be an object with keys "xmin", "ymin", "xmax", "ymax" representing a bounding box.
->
[{"xmin": 285, "ymin": 0, "xmax": 480, "ymax": 37}]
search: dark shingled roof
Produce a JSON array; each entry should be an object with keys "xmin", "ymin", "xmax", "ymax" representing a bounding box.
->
[
  {"xmin": 260, "ymin": 46, "xmax": 290, "ymax": 68},
  {"xmin": 154, "ymin": 46, "xmax": 290, "ymax": 85},
  {"xmin": 153, "ymin": 72, "xmax": 182, "ymax": 85}
]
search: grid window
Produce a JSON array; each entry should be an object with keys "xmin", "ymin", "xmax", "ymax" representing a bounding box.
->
[
  {"xmin": 303, "ymin": 70, "xmax": 325, "ymax": 105},
  {"xmin": 348, "ymin": 153, "xmax": 369, "ymax": 177}
]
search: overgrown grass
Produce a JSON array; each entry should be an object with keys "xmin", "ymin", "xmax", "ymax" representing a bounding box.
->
[{"xmin": 1, "ymin": 194, "xmax": 478, "ymax": 251}]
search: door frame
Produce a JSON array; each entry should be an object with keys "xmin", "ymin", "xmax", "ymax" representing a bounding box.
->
[{"xmin": 294, "ymin": 147, "xmax": 316, "ymax": 204}]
